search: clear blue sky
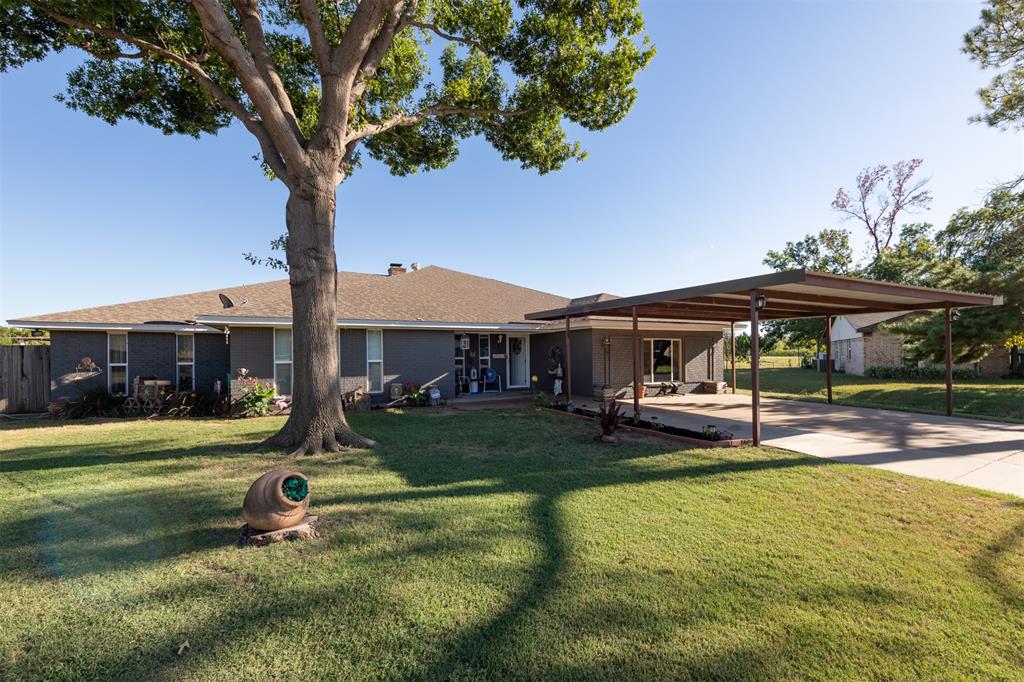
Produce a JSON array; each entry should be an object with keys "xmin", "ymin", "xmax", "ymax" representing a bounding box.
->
[{"xmin": 1, "ymin": 1, "xmax": 1021, "ymax": 322}]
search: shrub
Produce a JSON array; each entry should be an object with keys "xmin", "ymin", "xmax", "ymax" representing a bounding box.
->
[
  {"xmin": 597, "ymin": 401, "xmax": 625, "ymax": 436},
  {"xmin": 865, "ymin": 366, "xmax": 979, "ymax": 381},
  {"xmin": 401, "ymin": 380, "xmax": 428, "ymax": 406},
  {"xmin": 534, "ymin": 392, "xmax": 552, "ymax": 408},
  {"xmin": 234, "ymin": 376, "xmax": 277, "ymax": 417},
  {"xmin": 161, "ymin": 388, "xmax": 230, "ymax": 418},
  {"xmin": 48, "ymin": 386, "xmax": 122, "ymax": 420}
]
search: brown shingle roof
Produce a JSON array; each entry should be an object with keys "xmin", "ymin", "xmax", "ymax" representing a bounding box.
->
[{"xmin": 12, "ymin": 266, "xmax": 569, "ymax": 326}]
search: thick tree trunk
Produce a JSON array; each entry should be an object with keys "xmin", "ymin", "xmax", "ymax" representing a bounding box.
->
[{"xmin": 263, "ymin": 174, "xmax": 376, "ymax": 455}]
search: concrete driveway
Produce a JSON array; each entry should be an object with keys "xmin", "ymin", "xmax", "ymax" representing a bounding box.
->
[{"xmin": 578, "ymin": 394, "xmax": 1024, "ymax": 497}]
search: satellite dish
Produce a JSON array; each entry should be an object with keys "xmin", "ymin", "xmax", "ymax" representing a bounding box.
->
[{"xmin": 219, "ymin": 293, "xmax": 235, "ymax": 309}]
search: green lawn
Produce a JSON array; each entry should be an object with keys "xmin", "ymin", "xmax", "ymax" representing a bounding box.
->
[
  {"xmin": 735, "ymin": 367, "xmax": 1024, "ymax": 422},
  {"xmin": 1, "ymin": 412, "xmax": 1022, "ymax": 680}
]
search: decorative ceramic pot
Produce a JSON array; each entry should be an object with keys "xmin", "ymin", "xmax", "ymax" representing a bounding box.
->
[
  {"xmin": 636, "ymin": 384, "xmax": 646, "ymax": 399},
  {"xmin": 242, "ymin": 469, "xmax": 310, "ymax": 531}
]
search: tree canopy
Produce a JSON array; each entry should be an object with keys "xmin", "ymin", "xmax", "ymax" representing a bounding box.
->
[
  {"xmin": 1, "ymin": 0, "xmax": 653, "ymax": 186},
  {"xmin": 964, "ymin": 0, "xmax": 1024, "ymax": 130}
]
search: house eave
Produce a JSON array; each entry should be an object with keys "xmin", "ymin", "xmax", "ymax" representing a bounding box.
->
[
  {"xmin": 7, "ymin": 320, "xmax": 221, "ymax": 333},
  {"xmin": 194, "ymin": 315, "xmax": 549, "ymax": 332}
]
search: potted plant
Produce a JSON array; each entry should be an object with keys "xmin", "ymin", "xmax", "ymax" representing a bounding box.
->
[{"xmin": 636, "ymin": 383, "xmax": 646, "ymax": 399}]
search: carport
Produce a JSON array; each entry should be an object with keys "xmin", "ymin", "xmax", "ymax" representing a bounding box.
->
[{"xmin": 526, "ymin": 269, "xmax": 1001, "ymax": 446}]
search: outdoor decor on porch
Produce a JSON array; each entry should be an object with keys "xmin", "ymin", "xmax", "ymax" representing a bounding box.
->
[
  {"xmin": 239, "ymin": 469, "xmax": 319, "ymax": 547},
  {"xmin": 527, "ymin": 269, "xmax": 1001, "ymax": 446}
]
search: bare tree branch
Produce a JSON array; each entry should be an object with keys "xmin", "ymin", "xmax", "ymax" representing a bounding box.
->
[
  {"xmin": 30, "ymin": 1, "xmax": 293, "ymax": 187},
  {"xmin": 190, "ymin": 0, "xmax": 307, "ymax": 174},
  {"xmin": 410, "ymin": 20, "xmax": 489, "ymax": 53},
  {"xmin": 230, "ymin": 0, "xmax": 303, "ymax": 140},
  {"xmin": 347, "ymin": 104, "xmax": 526, "ymax": 142}
]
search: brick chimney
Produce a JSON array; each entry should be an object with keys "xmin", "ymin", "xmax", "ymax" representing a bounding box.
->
[{"xmin": 387, "ymin": 262, "xmax": 406, "ymax": 276}]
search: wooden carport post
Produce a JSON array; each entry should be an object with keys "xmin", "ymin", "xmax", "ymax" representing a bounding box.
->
[
  {"xmin": 730, "ymin": 321, "xmax": 736, "ymax": 394},
  {"xmin": 825, "ymin": 315, "xmax": 833, "ymax": 404},
  {"xmin": 564, "ymin": 315, "xmax": 572, "ymax": 406},
  {"xmin": 750, "ymin": 291, "xmax": 761, "ymax": 446},
  {"xmin": 945, "ymin": 306, "xmax": 953, "ymax": 416},
  {"xmin": 632, "ymin": 306, "xmax": 640, "ymax": 419}
]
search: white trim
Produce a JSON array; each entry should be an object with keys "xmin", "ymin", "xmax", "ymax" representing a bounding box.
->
[
  {"xmin": 506, "ymin": 334, "xmax": 530, "ymax": 388},
  {"xmin": 272, "ymin": 327, "xmax": 293, "ymax": 396},
  {"xmin": 107, "ymin": 332, "xmax": 128, "ymax": 394},
  {"xmin": 175, "ymin": 333, "xmax": 195, "ymax": 390},
  {"xmin": 648, "ymin": 338, "xmax": 682, "ymax": 383},
  {"xmin": 366, "ymin": 328, "xmax": 384, "ymax": 394},
  {"xmin": 8, "ymin": 321, "xmax": 220, "ymax": 333}
]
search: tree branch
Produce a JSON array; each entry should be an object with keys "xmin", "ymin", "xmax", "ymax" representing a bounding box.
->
[
  {"xmin": 297, "ymin": 0, "xmax": 331, "ymax": 74},
  {"xmin": 190, "ymin": 0, "xmax": 307, "ymax": 174},
  {"xmin": 410, "ymin": 21, "xmax": 489, "ymax": 53},
  {"xmin": 230, "ymin": 0, "xmax": 303, "ymax": 140},
  {"xmin": 351, "ymin": 1, "xmax": 419, "ymax": 103},
  {"xmin": 347, "ymin": 105, "xmax": 526, "ymax": 142},
  {"xmin": 31, "ymin": 2, "xmax": 293, "ymax": 187}
]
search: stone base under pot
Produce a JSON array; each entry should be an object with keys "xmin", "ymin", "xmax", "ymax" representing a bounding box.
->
[{"xmin": 238, "ymin": 515, "xmax": 320, "ymax": 548}]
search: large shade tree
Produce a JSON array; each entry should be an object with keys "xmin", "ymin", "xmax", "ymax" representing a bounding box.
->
[{"xmin": 1, "ymin": 0, "xmax": 653, "ymax": 454}]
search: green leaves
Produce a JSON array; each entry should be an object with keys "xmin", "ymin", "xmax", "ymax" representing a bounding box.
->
[
  {"xmin": 964, "ymin": 0, "xmax": 1024, "ymax": 130},
  {"xmin": 1, "ymin": 0, "xmax": 653, "ymax": 179}
]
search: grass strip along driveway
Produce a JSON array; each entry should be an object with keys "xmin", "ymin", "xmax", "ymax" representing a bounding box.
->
[
  {"xmin": 1, "ymin": 411, "xmax": 1022, "ymax": 680},
  {"xmin": 736, "ymin": 367, "xmax": 1024, "ymax": 423}
]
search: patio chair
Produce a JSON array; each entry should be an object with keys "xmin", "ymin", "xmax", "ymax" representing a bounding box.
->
[{"xmin": 481, "ymin": 367, "xmax": 502, "ymax": 393}]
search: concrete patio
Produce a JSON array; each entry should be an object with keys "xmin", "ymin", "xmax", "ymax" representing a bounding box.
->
[{"xmin": 574, "ymin": 393, "xmax": 1024, "ymax": 497}]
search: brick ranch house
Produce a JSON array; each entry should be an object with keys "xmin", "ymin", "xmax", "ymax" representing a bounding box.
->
[
  {"xmin": 830, "ymin": 311, "xmax": 1017, "ymax": 377},
  {"xmin": 9, "ymin": 265, "xmax": 726, "ymax": 405}
]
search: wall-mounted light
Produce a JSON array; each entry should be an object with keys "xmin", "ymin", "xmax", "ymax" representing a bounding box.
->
[
  {"xmin": 755, "ymin": 294, "xmax": 768, "ymax": 312},
  {"xmin": 603, "ymin": 335, "xmax": 612, "ymax": 347},
  {"xmin": 951, "ymin": 309, "xmax": 961, "ymax": 322},
  {"xmin": 497, "ymin": 334, "xmax": 504, "ymax": 344}
]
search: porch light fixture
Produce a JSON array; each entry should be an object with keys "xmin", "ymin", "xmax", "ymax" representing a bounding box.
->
[
  {"xmin": 755, "ymin": 294, "xmax": 768, "ymax": 311},
  {"xmin": 951, "ymin": 309, "xmax": 961, "ymax": 321},
  {"xmin": 603, "ymin": 335, "xmax": 612, "ymax": 347}
]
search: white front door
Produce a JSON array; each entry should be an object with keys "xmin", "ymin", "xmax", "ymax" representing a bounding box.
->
[{"xmin": 507, "ymin": 335, "xmax": 530, "ymax": 388}]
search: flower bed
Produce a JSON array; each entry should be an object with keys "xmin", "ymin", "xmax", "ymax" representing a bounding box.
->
[{"xmin": 542, "ymin": 406, "xmax": 752, "ymax": 448}]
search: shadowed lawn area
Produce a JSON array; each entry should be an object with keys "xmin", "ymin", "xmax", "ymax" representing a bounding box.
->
[
  {"xmin": 736, "ymin": 367, "xmax": 1024, "ymax": 422},
  {"xmin": 1, "ymin": 411, "xmax": 1022, "ymax": 680}
]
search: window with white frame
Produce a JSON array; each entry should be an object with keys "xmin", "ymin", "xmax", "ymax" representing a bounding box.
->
[
  {"xmin": 274, "ymin": 328, "xmax": 293, "ymax": 396},
  {"xmin": 176, "ymin": 334, "xmax": 195, "ymax": 390},
  {"xmin": 366, "ymin": 329, "xmax": 383, "ymax": 393},
  {"xmin": 643, "ymin": 339, "xmax": 681, "ymax": 382},
  {"xmin": 478, "ymin": 334, "xmax": 491, "ymax": 372},
  {"xmin": 108, "ymin": 333, "xmax": 128, "ymax": 394}
]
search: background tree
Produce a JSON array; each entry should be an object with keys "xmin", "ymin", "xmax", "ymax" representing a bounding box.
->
[
  {"xmin": 964, "ymin": 0, "xmax": 1024, "ymax": 132},
  {"xmin": 1, "ymin": 0, "xmax": 653, "ymax": 454},
  {"xmin": 831, "ymin": 159, "xmax": 933, "ymax": 258},
  {"xmin": 861, "ymin": 222, "xmax": 944, "ymax": 285},
  {"xmin": 897, "ymin": 189, "xmax": 1024, "ymax": 370},
  {"xmin": 762, "ymin": 228, "xmax": 853, "ymax": 360}
]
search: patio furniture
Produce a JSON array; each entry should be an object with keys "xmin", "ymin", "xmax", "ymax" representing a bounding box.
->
[{"xmin": 481, "ymin": 367, "xmax": 502, "ymax": 393}]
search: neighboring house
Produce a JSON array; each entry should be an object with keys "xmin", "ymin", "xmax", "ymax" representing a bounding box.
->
[
  {"xmin": 9, "ymin": 264, "xmax": 726, "ymax": 404},
  {"xmin": 831, "ymin": 311, "xmax": 1016, "ymax": 377},
  {"xmin": 830, "ymin": 312, "xmax": 912, "ymax": 375}
]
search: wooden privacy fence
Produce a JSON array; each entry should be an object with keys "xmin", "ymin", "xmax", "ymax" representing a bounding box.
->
[{"xmin": 0, "ymin": 345, "xmax": 50, "ymax": 414}]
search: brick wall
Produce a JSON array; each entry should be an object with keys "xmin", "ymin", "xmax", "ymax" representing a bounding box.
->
[
  {"xmin": 379, "ymin": 329, "xmax": 455, "ymax": 403},
  {"xmin": 978, "ymin": 348, "xmax": 1010, "ymax": 378},
  {"xmin": 195, "ymin": 333, "xmax": 230, "ymax": 392},
  {"xmin": 862, "ymin": 331, "xmax": 903, "ymax": 373},
  {"xmin": 586, "ymin": 329, "xmax": 723, "ymax": 398},
  {"xmin": 49, "ymin": 331, "xmax": 107, "ymax": 400},
  {"xmin": 229, "ymin": 326, "xmax": 275, "ymax": 391}
]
